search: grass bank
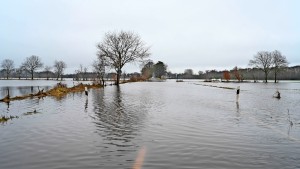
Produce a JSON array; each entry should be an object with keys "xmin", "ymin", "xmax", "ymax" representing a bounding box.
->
[{"xmin": 0, "ymin": 83, "xmax": 103, "ymax": 103}]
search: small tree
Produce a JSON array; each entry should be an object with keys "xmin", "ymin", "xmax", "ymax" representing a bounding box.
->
[
  {"xmin": 97, "ymin": 31, "xmax": 150, "ymax": 85},
  {"xmin": 74, "ymin": 64, "xmax": 84, "ymax": 81},
  {"xmin": 44, "ymin": 66, "xmax": 52, "ymax": 80},
  {"xmin": 232, "ymin": 66, "xmax": 241, "ymax": 82},
  {"xmin": 153, "ymin": 61, "xmax": 167, "ymax": 78},
  {"xmin": 184, "ymin": 69, "xmax": 194, "ymax": 79},
  {"xmin": 93, "ymin": 54, "xmax": 109, "ymax": 85},
  {"xmin": 16, "ymin": 67, "xmax": 23, "ymax": 79},
  {"xmin": 249, "ymin": 51, "xmax": 272, "ymax": 83},
  {"xmin": 83, "ymin": 67, "xmax": 88, "ymax": 81},
  {"xmin": 141, "ymin": 60, "xmax": 154, "ymax": 79},
  {"xmin": 1, "ymin": 59, "xmax": 14, "ymax": 79},
  {"xmin": 271, "ymin": 50, "xmax": 288, "ymax": 83},
  {"xmin": 22, "ymin": 55, "xmax": 43, "ymax": 80},
  {"xmin": 223, "ymin": 70, "xmax": 230, "ymax": 81},
  {"xmin": 53, "ymin": 60, "xmax": 66, "ymax": 80}
]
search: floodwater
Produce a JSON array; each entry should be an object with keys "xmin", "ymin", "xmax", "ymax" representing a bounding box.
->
[{"xmin": 0, "ymin": 80, "xmax": 300, "ymax": 169}]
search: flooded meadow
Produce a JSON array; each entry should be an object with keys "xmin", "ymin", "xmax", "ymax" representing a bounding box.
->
[{"xmin": 0, "ymin": 80, "xmax": 300, "ymax": 169}]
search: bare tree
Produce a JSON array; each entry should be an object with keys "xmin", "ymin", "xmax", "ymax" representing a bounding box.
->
[
  {"xmin": 16, "ymin": 67, "xmax": 23, "ymax": 79},
  {"xmin": 97, "ymin": 31, "xmax": 150, "ymax": 85},
  {"xmin": 249, "ymin": 51, "xmax": 273, "ymax": 83},
  {"xmin": 53, "ymin": 60, "xmax": 66, "ymax": 80},
  {"xmin": 76, "ymin": 64, "xmax": 84, "ymax": 80},
  {"xmin": 83, "ymin": 67, "xmax": 88, "ymax": 81},
  {"xmin": 22, "ymin": 55, "xmax": 43, "ymax": 80},
  {"xmin": 22, "ymin": 65, "xmax": 30, "ymax": 79},
  {"xmin": 44, "ymin": 66, "xmax": 52, "ymax": 80},
  {"xmin": 272, "ymin": 50, "xmax": 288, "ymax": 83},
  {"xmin": 1, "ymin": 59, "xmax": 14, "ymax": 79},
  {"xmin": 92, "ymin": 54, "xmax": 109, "ymax": 85}
]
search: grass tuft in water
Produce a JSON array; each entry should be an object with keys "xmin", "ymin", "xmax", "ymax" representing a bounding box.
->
[{"xmin": 0, "ymin": 115, "xmax": 19, "ymax": 123}]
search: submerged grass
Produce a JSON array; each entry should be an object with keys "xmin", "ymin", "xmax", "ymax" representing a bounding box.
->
[
  {"xmin": 0, "ymin": 79, "xmax": 145, "ymax": 103},
  {"xmin": 23, "ymin": 109, "xmax": 41, "ymax": 116},
  {"xmin": 0, "ymin": 83, "xmax": 103, "ymax": 103},
  {"xmin": 195, "ymin": 83, "xmax": 235, "ymax": 90},
  {"xmin": 0, "ymin": 115, "xmax": 19, "ymax": 123}
]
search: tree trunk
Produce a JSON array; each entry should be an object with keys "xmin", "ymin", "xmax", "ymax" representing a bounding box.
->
[
  {"xmin": 101, "ymin": 77, "xmax": 105, "ymax": 86},
  {"xmin": 116, "ymin": 72, "xmax": 120, "ymax": 85},
  {"xmin": 264, "ymin": 71, "xmax": 268, "ymax": 83},
  {"xmin": 116, "ymin": 69, "xmax": 121, "ymax": 85},
  {"xmin": 274, "ymin": 71, "xmax": 277, "ymax": 83},
  {"xmin": 31, "ymin": 70, "xmax": 34, "ymax": 80}
]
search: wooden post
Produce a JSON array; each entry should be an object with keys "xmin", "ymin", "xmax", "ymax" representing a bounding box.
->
[
  {"xmin": 236, "ymin": 86, "xmax": 240, "ymax": 102},
  {"xmin": 85, "ymin": 87, "xmax": 88, "ymax": 96},
  {"xmin": 274, "ymin": 90, "xmax": 281, "ymax": 99}
]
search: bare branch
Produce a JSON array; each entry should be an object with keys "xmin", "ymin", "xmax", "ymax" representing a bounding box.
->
[
  {"xmin": 1, "ymin": 59, "xmax": 14, "ymax": 79},
  {"xmin": 97, "ymin": 31, "xmax": 150, "ymax": 85},
  {"xmin": 22, "ymin": 55, "xmax": 43, "ymax": 80}
]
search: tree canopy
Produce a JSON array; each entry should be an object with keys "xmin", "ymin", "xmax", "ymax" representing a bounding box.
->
[
  {"xmin": 271, "ymin": 50, "xmax": 288, "ymax": 83},
  {"xmin": 22, "ymin": 55, "xmax": 43, "ymax": 80},
  {"xmin": 97, "ymin": 31, "xmax": 150, "ymax": 85},
  {"xmin": 1, "ymin": 59, "xmax": 14, "ymax": 79},
  {"xmin": 249, "ymin": 50, "xmax": 289, "ymax": 83},
  {"xmin": 53, "ymin": 60, "xmax": 67, "ymax": 80},
  {"xmin": 141, "ymin": 60, "xmax": 154, "ymax": 79},
  {"xmin": 153, "ymin": 61, "xmax": 167, "ymax": 78},
  {"xmin": 249, "ymin": 51, "xmax": 273, "ymax": 83},
  {"xmin": 92, "ymin": 54, "xmax": 109, "ymax": 85}
]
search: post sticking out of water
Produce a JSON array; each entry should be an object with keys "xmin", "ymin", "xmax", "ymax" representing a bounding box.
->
[
  {"xmin": 274, "ymin": 90, "xmax": 281, "ymax": 99},
  {"xmin": 236, "ymin": 86, "xmax": 240, "ymax": 102},
  {"xmin": 85, "ymin": 87, "xmax": 88, "ymax": 96},
  {"xmin": 7, "ymin": 87, "xmax": 10, "ymax": 99}
]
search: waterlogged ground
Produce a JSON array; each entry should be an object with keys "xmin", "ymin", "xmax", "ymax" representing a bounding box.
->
[{"xmin": 0, "ymin": 80, "xmax": 300, "ymax": 169}]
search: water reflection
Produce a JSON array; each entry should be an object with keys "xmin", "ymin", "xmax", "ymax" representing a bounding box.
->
[
  {"xmin": 84, "ymin": 97, "xmax": 88, "ymax": 112},
  {"xmin": 0, "ymin": 86, "xmax": 40, "ymax": 98},
  {"xmin": 0, "ymin": 87, "xmax": 11, "ymax": 98},
  {"xmin": 235, "ymin": 101, "xmax": 241, "ymax": 123},
  {"xmin": 6, "ymin": 101, "xmax": 10, "ymax": 111},
  {"xmin": 1, "ymin": 81, "xmax": 300, "ymax": 169},
  {"xmin": 92, "ymin": 86, "xmax": 146, "ymax": 148},
  {"xmin": 236, "ymin": 101, "xmax": 240, "ymax": 112}
]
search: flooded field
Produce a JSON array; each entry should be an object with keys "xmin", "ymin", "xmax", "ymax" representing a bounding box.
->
[{"xmin": 0, "ymin": 80, "xmax": 300, "ymax": 169}]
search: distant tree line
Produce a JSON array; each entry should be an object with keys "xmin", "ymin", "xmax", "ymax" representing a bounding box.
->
[
  {"xmin": 1, "ymin": 40, "xmax": 298, "ymax": 83},
  {"xmin": 0, "ymin": 55, "xmax": 67, "ymax": 80},
  {"xmin": 167, "ymin": 50, "xmax": 296, "ymax": 82},
  {"xmin": 165, "ymin": 65, "xmax": 300, "ymax": 81}
]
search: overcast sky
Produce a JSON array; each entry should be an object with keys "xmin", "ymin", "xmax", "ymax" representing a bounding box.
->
[{"xmin": 1, "ymin": 0, "xmax": 299, "ymax": 74}]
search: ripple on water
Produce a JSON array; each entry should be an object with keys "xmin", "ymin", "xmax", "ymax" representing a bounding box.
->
[{"xmin": 1, "ymin": 81, "xmax": 300, "ymax": 169}]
